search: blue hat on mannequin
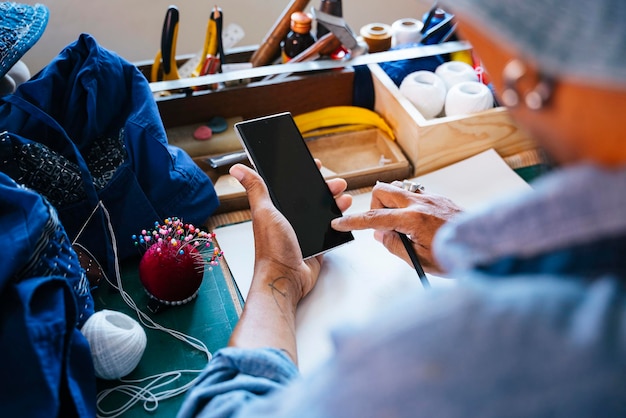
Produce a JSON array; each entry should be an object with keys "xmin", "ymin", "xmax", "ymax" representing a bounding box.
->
[{"xmin": 0, "ymin": 2, "xmax": 49, "ymax": 93}]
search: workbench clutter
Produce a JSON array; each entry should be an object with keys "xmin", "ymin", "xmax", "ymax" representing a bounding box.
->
[
  {"xmin": 144, "ymin": 5, "xmax": 415, "ymax": 209},
  {"xmin": 359, "ymin": 6, "xmax": 452, "ymax": 56},
  {"xmin": 147, "ymin": 0, "xmax": 368, "ymax": 92},
  {"xmin": 250, "ymin": 0, "xmax": 352, "ymax": 67},
  {"xmin": 81, "ymin": 215, "xmax": 225, "ymax": 383},
  {"xmin": 372, "ymin": 4, "xmax": 468, "ymax": 88},
  {"xmin": 71, "ymin": 218, "xmax": 225, "ymax": 416}
]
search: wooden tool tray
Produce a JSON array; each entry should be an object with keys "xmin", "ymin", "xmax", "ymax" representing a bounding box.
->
[
  {"xmin": 141, "ymin": 44, "xmax": 537, "ymax": 213},
  {"xmin": 140, "ymin": 51, "xmax": 412, "ymax": 213},
  {"xmin": 368, "ymin": 63, "xmax": 537, "ymax": 176}
]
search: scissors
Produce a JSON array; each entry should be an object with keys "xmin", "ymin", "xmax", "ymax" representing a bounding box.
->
[{"xmin": 151, "ymin": 6, "xmax": 181, "ymax": 82}]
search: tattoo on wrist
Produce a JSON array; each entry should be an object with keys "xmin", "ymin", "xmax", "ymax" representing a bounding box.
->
[
  {"xmin": 267, "ymin": 276, "xmax": 291, "ymax": 298},
  {"xmin": 268, "ymin": 276, "xmax": 298, "ymax": 343}
]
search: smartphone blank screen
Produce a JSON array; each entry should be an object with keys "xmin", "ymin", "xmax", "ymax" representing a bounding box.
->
[{"xmin": 235, "ymin": 112, "xmax": 354, "ymax": 259}]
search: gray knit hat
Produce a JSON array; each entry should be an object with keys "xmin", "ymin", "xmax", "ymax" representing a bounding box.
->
[
  {"xmin": 0, "ymin": 2, "xmax": 49, "ymax": 79},
  {"xmin": 438, "ymin": 0, "xmax": 626, "ymax": 88}
]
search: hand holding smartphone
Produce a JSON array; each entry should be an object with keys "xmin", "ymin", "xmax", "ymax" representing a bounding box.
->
[{"xmin": 234, "ymin": 112, "xmax": 354, "ymax": 259}]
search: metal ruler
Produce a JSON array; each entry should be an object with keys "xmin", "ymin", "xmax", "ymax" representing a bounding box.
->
[{"xmin": 150, "ymin": 41, "xmax": 472, "ymax": 93}]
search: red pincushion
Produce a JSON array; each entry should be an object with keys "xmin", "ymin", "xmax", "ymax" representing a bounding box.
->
[{"xmin": 138, "ymin": 242, "xmax": 204, "ymax": 304}]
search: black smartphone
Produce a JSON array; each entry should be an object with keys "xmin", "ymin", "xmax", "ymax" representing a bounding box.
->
[{"xmin": 234, "ymin": 112, "xmax": 354, "ymax": 259}]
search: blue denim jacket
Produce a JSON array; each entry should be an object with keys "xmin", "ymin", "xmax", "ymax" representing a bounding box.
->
[
  {"xmin": 178, "ymin": 163, "xmax": 626, "ymax": 418},
  {"xmin": 0, "ymin": 34, "xmax": 219, "ymax": 279},
  {"xmin": 0, "ymin": 173, "xmax": 95, "ymax": 417}
]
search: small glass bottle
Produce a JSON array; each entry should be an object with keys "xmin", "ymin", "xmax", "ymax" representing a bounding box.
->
[{"xmin": 281, "ymin": 12, "xmax": 316, "ymax": 62}]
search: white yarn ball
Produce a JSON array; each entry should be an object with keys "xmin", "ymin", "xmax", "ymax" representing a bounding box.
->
[
  {"xmin": 399, "ymin": 70, "xmax": 447, "ymax": 119},
  {"xmin": 81, "ymin": 309, "xmax": 147, "ymax": 380},
  {"xmin": 435, "ymin": 61, "xmax": 479, "ymax": 91},
  {"xmin": 444, "ymin": 81, "xmax": 494, "ymax": 117},
  {"xmin": 391, "ymin": 18, "xmax": 423, "ymax": 46}
]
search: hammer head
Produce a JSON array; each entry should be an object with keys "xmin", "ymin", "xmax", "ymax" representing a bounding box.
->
[{"xmin": 312, "ymin": 9, "xmax": 368, "ymax": 57}]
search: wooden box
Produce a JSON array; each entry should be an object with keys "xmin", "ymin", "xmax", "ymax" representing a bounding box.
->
[
  {"xmin": 369, "ymin": 63, "xmax": 537, "ymax": 176},
  {"xmin": 144, "ymin": 56, "xmax": 411, "ymax": 213},
  {"xmin": 144, "ymin": 45, "xmax": 537, "ymax": 213},
  {"xmin": 194, "ymin": 128, "xmax": 409, "ymax": 213}
]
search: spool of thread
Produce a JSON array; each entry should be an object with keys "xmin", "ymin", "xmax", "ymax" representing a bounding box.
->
[
  {"xmin": 81, "ymin": 309, "xmax": 147, "ymax": 380},
  {"xmin": 435, "ymin": 60, "xmax": 479, "ymax": 91},
  {"xmin": 391, "ymin": 18, "xmax": 423, "ymax": 46},
  {"xmin": 360, "ymin": 23, "xmax": 392, "ymax": 53},
  {"xmin": 444, "ymin": 81, "xmax": 494, "ymax": 117},
  {"xmin": 399, "ymin": 70, "xmax": 447, "ymax": 119}
]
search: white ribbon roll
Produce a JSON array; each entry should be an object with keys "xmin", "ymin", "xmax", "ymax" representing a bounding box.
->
[
  {"xmin": 435, "ymin": 60, "xmax": 479, "ymax": 90},
  {"xmin": 444, "ymin": 81, "xmax": 494, "ymax": 117},
  {"xmin": 81, "ymin": 309, "xmax": 148, "ymax": 380},
  {"xmin": 391, "ymin": 18, "xmax": 424, "ymax": 46},
  {"xmin": 399, "ymin": 70, "xmax": 447, "ymax": 119}
]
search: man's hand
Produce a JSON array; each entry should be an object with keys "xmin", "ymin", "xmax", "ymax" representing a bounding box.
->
[
  {"xmin": 227, "ymin": 162, "xmax": 351, "ymax": 363},
  {"xmin": 332, "ymin": 181, "xmax": 462, "ymax": 275}
]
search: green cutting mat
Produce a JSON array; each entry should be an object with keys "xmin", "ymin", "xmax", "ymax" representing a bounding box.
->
[{"xmin": 92, "ymin": 255, "xmax": 242, "ymax": 417}]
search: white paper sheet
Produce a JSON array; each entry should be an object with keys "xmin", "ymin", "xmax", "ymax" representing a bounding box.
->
[{"xmin": 214, "ymin": 149, "xmax": 533, "ymax": 374}]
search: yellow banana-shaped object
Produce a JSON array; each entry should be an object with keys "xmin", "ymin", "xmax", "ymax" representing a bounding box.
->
[
  {"xmin": 299, "ymin": 123, "xmax": 374, "ymax": 139},
  {"xmin": 294, "ymin": 106, "xmax": 395, "ymax": 140}
]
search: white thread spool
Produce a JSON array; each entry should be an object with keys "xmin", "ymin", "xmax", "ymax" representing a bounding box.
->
[
  {"xmin": 435, "ymin": 61, "xmax": 479, "ymax": 91},
  {"xmin": 391, "ymin": 18, "xmax": 423, "ymax": 46},
  {"xmin": 444, "ymin": 81, "xmax": 494, "ymax": 117},
  {"xmin": 399, "ymin": 70, "xmax": 447, "ymax": 119},
  {"xmin": 81, "ymin": 309, "xmax": 147, "ymax": 380}
]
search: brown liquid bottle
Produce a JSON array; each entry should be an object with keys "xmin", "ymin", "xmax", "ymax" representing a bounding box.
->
[{"xmin": 281, "ymin": 12, "xmax": 316, "ymax": 62}]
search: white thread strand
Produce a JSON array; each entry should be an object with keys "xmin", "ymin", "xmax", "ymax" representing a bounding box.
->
[
  {"xmin": 71, "ymin": 202, "xmax": 101, "ymax": 246},
  {"xmin": 96, "ymin": 371, "xmax": 202, "ymax": 417},
  {"xmin": 82, "ymin": 202, "xmax": 212, "ymax": 418}
]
